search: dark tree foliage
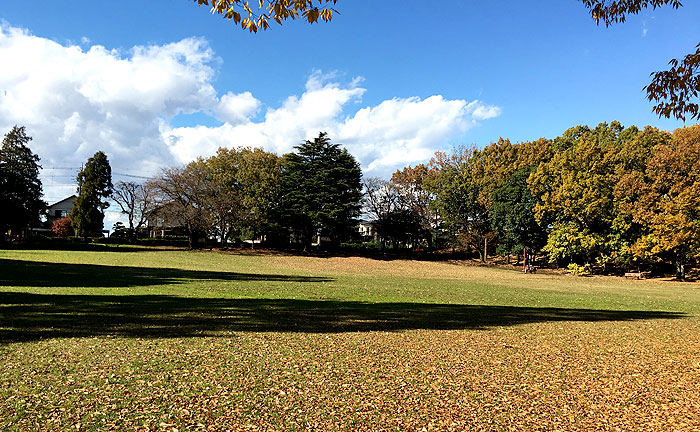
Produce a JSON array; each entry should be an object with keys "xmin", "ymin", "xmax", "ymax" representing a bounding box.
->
[
  {"xmin": 279, "ymin": 132, "xmax": 362, "ymax": 249},
  {"xmin": 362, "ymin": 177, "xmax": 427, "ymax": 250},
  {"xmin": 375, "ymin": 209, "xmax": 424, "ymax": 251},
  {"xmin": 391, "ymin": 165, "xmax": 437, "ymax": 250},
  {"xmin": 110, "ymin": 221, "xmax": 130, "ymax": 239},
  {"xmin": 0, "ymin": 126, "xmax": 45, "ymax": 239},
  {"xmin": 69, "ymin": 151, "xmax": 113, "ymax": 239},
  {"xmin": 489, "ymin": 167, "xmax": 547, "ymax": 268}
]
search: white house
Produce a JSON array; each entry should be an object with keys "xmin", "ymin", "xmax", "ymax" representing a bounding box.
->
[
  {"xmin": 357, "ymin": 220, "xmax": 378, "ymax": 241},
  {"xmin": 46, "ymin": 195, "xmax": 77, "ymax": 222}
]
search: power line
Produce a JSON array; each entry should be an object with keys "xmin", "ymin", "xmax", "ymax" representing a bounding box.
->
[
  {"xmin": 41, "ymin": 166, "xmax": 152, "ymax": 180},
  {"xmin": 112, "ymin": 172, "xmax": 151, "ymax": 180}
]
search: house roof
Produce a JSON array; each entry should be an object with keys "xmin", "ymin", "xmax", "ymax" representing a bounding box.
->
[{"xmin": 48, "ymin": 195, "xmax": 77, "ymax": 209}]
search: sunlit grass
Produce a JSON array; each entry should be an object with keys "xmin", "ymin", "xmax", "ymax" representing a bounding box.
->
[{"xmin": 1, "ymin": 248, "xmax": 699, "ymax": 431}]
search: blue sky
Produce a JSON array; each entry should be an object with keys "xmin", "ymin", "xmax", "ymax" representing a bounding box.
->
[{"xmin": 1, "ymin": 0, "xmax": 698, "ymax": 216}]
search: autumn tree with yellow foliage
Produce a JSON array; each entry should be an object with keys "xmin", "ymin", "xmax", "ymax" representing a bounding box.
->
[
  {"xmin": 427, "ymin": 122, "xmax": 697, "ymax": 276},
  {"xmin": 630, "ymin": 125, "xmax": 700, "ymax": 279}
]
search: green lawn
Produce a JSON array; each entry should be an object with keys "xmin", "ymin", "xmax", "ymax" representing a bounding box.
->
[{"xmin": 1, "ymin": 248, "xmax": 699, "ymax": 431}]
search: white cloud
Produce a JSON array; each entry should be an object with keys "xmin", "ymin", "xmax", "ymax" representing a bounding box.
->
[
  {"xmin": 216, "ymin": 91, "xmax": 261, "ymax": 125},
  {"xmin": 0, "ymin": 24, "xmax": 218, "ymax": 188},
  {"xmin": 470, "ymin": 102, "xmax": 502, "ymax": 121},
  {"xmin": 165, "ymin": 75, "xmax": 502, "ymax": 175},
  {"xmin": 0, "ymin": 23, "xmax": 501, "ymax": 210}
]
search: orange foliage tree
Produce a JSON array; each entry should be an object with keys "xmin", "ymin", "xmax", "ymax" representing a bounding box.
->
[
  {"xmin": 631, "ymin": 125, "xmax": 700, "ymax": 279},
  {"xmin": 51, "ymin": 217, "xmax": 73, "ymax": 238}
]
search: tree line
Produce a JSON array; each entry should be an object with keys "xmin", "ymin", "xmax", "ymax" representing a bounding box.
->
[
  {"xmin": 421, "ymin": 122, "xmax": 700, "ymax": 279},
  {"xmin": 108, "ymin": 132, "xmax": 362, "ymax": 250},
  {"xmin": 2, "ymin": 122, "xmax": 699, "ymax": 278},
  {"xmin": 0, "ymin": 129, "xmax": 363, "ymax": 251}
]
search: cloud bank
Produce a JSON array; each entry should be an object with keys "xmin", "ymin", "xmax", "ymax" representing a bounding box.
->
[
  {"xmin": 0, "ymin": 23, "xmax": 501, "ymax": 208},
  {"xmin": 164, "ymin": 72, "xmax": 502, "ymax": 173}
]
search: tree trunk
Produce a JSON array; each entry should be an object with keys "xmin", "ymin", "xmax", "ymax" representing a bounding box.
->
[
  {"xmin": 187, "ymin": 225, "xmax": 195, "ymax": 250},
  {"xmin": 675, "ymin": 249, "xmax": 686, "ymax": 280},
  {"xmin": 476, "ymin": 245, "xmax": 484, "ymax": 263},
  {"xmin": 302, "ymin": 225, "xmax": 313, "ymax": 252},
  {"xmin": 481, "ymin": 237, "xmax": 487, "ymax": 263}
]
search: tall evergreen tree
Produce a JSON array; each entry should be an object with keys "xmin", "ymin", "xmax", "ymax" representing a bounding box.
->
[
  {"xmin": 0, "ymin": 126, "xmax": 45, "ymax": 241},
  {"xmin": 489, "ymin": 167, "xmax": 547, "ymax": 268},
  {"xmin": 279, "ymin": 132, "xmax": 362, "ymax": 249},
  {"xmin": 69, "ymin": 151, "xmax": 113, "ymax": 239}
]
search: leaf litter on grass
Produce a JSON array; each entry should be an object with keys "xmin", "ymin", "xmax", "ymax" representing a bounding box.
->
[{"xmin": 1, "ymin": 249, "xmax": 700, "ymax": 430}]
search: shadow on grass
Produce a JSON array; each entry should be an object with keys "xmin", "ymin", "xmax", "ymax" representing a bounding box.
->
[
  {"xmin": 0, "ymin": 259, "xmax": 332, "ymax": 288},
  {"xmin": 0, "ymin": 292, "xmax": 685, "ymax": 343},
  {"xmin": 5, "ymin": 243, "xmax": 176, "ymax": 253}
]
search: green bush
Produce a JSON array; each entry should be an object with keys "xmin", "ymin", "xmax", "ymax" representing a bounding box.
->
[
  {"xmin": 567, "ymin": 263, "xmax": 591, "ymax": 276},
  {"xmin": 340, "ymin": 241, "xmax": 382, "ymax": 251},
  {"xmin": 137, "ymin": 236, "xmax": 189, "ymax": 247},
  {"xmin": 101, "ymin": 236, "xmax": 130, "ymax": 245}
]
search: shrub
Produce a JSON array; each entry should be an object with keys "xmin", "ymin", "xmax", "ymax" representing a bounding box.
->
[
  {"xmin": 340, "ymin": 241, "xmax": 382, "ymax": 251},
  {"xmin": 137, "ymin": 236, "xmax": 189, "ymax": 247},
  {"xmin": 51, "ymin": 217, "xmax": 73, "ymax": 238},
  {"xmin": 567, "ymin": 263, "xmax": 591, "ymax": 276}
]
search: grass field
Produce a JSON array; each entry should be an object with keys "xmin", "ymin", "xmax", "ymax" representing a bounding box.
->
[{"xmin": 1, "ymin": 248, "xmax": 699, "ymax": 431}]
